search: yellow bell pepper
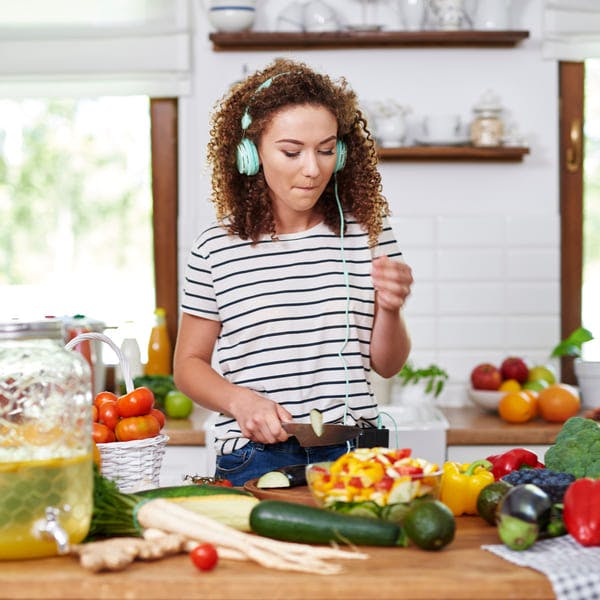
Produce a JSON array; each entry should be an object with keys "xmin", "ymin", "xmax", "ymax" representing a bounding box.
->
[{"xmin": 440, "ymin": 459, "xmax": 494, "ymax": 516}]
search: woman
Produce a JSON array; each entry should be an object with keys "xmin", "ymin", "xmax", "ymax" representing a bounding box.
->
[{"xmin": 174, "ymin": 58, "xmax": 413, "ymax": 485}]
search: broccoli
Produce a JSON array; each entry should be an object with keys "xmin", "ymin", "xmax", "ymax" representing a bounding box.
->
[{"xmin": 544, "ymin": 417, "xmax": 600, "ymax": 478}]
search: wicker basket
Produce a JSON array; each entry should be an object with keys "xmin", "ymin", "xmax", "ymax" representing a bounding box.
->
[{"xmin": 66, "ymin": 331, "xmax": 169, "ymax": 492}]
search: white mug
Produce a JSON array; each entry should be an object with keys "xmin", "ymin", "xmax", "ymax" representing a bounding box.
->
[
  {"xmin": 422, "ymin": 114, "xmax": 462, "ymax": 141},
  {"xmin": 428, "ymin": 0, "xmax": 469, "ymax": 30}
]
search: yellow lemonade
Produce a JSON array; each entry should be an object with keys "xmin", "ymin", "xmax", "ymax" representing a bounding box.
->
[{"xmin": 0, "ymin": 453, "xmax": 92, "ymax": 559}]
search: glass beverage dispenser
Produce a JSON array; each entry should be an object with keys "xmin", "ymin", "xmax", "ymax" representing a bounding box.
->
[{"xmin": 0, "ymin": 319, "xmax": 93, "ymax": 559}]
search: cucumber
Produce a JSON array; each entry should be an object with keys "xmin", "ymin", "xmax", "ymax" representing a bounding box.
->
[
  {"xmin": 136, "ymin": 484, "xmax": 250, "ymax": 499},
  {"xmin": 256, "ymin": 464, "xmax": 307, "ymax": 489},
  {"xmin": 250, "ymin": 500, "xmax": 407, "ymax": 547}
]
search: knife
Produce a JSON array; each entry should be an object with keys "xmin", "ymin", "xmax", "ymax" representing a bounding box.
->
[{"xmin": 282, "ymin": 422, "xmax": 362, "ymax": 447}]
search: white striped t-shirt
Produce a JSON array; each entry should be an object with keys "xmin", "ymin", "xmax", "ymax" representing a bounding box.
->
[{"xmin": 181, "ymin": 216, "xmax": 402, "ymax": 455}]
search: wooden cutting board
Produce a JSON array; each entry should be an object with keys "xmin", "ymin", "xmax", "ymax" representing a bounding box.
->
[{"xmin": 243, "ymin": 478, "xmax": 318, "ymax": 506}]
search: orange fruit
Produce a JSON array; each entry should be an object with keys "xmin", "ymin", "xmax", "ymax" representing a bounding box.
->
[
  {"xmin": 537, "ymin": 383, "xmax": 580, "ymax": 422},
  {"xmin": 498, "ymin": 391, "xmax": 538, "ymax": 423}
]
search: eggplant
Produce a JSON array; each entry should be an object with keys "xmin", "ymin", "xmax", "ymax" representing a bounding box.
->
[
  {"xmin": 256, "ymin": 464, "xmax": 307, "ymax": 489},
  {"xmin": 497, "ymin": 484, "xmax": 552, "ymax": 551}
]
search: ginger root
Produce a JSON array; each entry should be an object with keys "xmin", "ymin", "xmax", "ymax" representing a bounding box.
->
[{"xmin": 71, "ymin": 534, "xmax": 186, "ymax": 572}]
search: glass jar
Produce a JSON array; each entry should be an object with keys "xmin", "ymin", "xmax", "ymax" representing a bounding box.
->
[
  {"xmin": 0, "ymin": 319, "xmax": 93, "ymax": 559},
  {"xmin": 470, "ymin": 107, "xmax": 504, "ymax": 147}
]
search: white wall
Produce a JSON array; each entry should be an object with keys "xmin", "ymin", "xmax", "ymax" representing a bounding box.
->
[{"xmin": 178, "ymin": 0, "xmax": 560, "ymax": 406}]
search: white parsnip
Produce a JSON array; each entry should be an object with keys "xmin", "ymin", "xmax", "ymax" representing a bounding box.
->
[{"xmin": 137, "ymin": 499, "xmax": 368, "ymax": 575}]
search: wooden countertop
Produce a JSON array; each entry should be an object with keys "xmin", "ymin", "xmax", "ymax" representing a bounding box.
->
[
  {"xmin": 163, "ymin": 407, "xmax": 566, "ymax": 448},
  {"xmin": 0, "ymin": 517, "xmax": 553, "ymax": 599}
]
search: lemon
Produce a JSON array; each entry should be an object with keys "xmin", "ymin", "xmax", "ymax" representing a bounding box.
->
[{"xmin": 499, "ymin": 379, "xmax": 521, "ymax": 392}]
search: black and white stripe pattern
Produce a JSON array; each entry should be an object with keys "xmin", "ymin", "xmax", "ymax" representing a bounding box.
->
[{"xmin": 182, "ymin": 217, "xmax": 401, "ymax": 454}]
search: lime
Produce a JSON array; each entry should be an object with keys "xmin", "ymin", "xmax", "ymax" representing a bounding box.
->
[
  {"xmin": 477, "ymin": 481, "xmax": 512, "ymax": 526},
  {"xmin": 403, "ymin": 500, "xmax": 455, "ymax": 551},
  {"xmin": 164, "ymin": 390, "xmax": 194, "ymax": 419}
]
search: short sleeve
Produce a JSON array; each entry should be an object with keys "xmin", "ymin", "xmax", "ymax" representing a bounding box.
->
[
  {"xmin": 372, "ymin": 216, "xmax": 403, "ymax": 260},
  {"xmin": 180, "ymin": 233, "xmax": 220, "ymax": 321}
]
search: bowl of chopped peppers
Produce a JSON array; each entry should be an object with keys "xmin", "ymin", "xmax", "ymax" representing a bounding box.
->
[{"xmin": 306, "ymin": 448, "xmax": 441, "ymax": 519}]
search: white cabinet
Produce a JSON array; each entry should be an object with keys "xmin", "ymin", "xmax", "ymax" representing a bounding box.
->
[
  {"xmin": 160, "ymin": 446, "xmax": 212, "ymax": 487},
  {"xmin": 447, "ymin": 444, "xmax": 550, "ymax": 464}
]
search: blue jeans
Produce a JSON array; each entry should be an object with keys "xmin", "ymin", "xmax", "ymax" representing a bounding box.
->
[{"xmin": 215, "ymin": 437, "xmax": 356, "ymax": 487}]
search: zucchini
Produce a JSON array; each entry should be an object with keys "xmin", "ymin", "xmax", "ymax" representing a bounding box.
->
[
  {"xmin": 137, "ymin": 484, "xmax": 250, "ymax": 499},
  {"xmin": 256, "ymin": 464, "xmax": 307, "ymax": 489},
  {"xmin": 250, "ymin": 500, "xmax": 407, "ymax": 547}
]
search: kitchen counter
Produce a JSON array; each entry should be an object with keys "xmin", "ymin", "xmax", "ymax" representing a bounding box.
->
[
  {"xmin": 0, "ymin": 517, "xmax": 553, "ymax": 600},
  {"xmin": 163, "ymin": 406, "xmax": 566, "ymax": 447}
]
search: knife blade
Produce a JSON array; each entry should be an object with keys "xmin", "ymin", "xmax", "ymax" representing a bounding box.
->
[{"xmin": 282, "ymin": 422, "xmax": 362, "ymax": 447}]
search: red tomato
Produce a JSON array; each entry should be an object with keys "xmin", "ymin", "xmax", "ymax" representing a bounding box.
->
[
  {"xmin": 98, "ymin": 403, "xmax": 119, "ymax": 431},
  {"xmin": 92, "ymin": 422, "xmax": 116, "ymax": 444},
  {"xmin": 91, "ymin": 405, "xmax": 98, "ymax": 423},
  {"xmin": 115, "ymin": 414, "xmax": 160, "ymax": 442},
  {"xmin": 214, "ymin": 479, "xmax": 233, "ymax": 487},
  {"xmin": 116, "ymin": 387, "xmax": 155, "ymax": 418},
  {"xmin": 374, "ymin": 476, "xmax": 394, "ymax": 492},
  {"xmin": 94, "ymin": 391, "xmax": 118, "ymax": 410},
  {"xmin": 150, "ymin": 408, "xmax": 166, "ymax": 429},
  {"xmin": 189, "ymin": 543, "xmax": 218, "ymax": 571}
]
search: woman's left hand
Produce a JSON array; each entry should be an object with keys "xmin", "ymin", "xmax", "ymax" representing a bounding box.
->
[{"xmin": 371, "ymin": 255, "xmax": 413, "ymax": 312}]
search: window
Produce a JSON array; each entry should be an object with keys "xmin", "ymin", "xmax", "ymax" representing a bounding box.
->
[{"xmin": 0, "ymin": 96, "xmax": 154, "ymax": 336}]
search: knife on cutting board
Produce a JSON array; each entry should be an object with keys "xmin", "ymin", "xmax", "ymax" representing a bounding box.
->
[{"xmin": 282, "ymin": 422, "xmax": 362, "ymax": 447}]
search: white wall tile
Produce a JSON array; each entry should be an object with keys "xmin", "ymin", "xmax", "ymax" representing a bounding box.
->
[
  {"xmin": 438, "ymin": 282, "xmax": 506, "ymax": 314},
  {"xmin": 404, "ymin": 282, "xmax": 436, "ymax": 315},
  {"xmin": 389, "ymin": 216, "xmax": 435, "ymax": 247},
  {"xmin": 505, "ymin": 317, "xmax": 560, "ymax": 350},
  {"xmin": 437, "ymin": 248, "xmax": 504, "ymax": 281},
  {"xmin": 506, "ymin": 282, "xmax": 560, "ymax": 314},
  {"xmin": 437, "ymin": 216, "xmax": 506, "ymax": 247},
  {"xmin": 405, "ymin": 248, "xmax": 435, "ymax": 280},
  {"xmin": 507, "ymin": 249, "xmax": 559, "ymax": 280},
  {"xmin": 438, "ymin": 317, "xmax": 506, "ymax": 349},
  {"xmin": 506, "ymin": 214, "xmax": 560, "ymax": 246},
  {"xmin": 404, "ymin": 316, "xmax": 436, "ymax": 349}
]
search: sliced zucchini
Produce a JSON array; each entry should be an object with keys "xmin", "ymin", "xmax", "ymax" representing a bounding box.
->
[
  {"xmin": 309, "ymin": 408, "xmax": 324, "ymax": 437},
  {"xmin": 256, "ymin": 464, "xmax": 307, "ymax": 489}
]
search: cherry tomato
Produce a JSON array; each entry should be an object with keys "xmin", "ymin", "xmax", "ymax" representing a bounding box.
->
[
  {"xmin": 189, "ymin": 543, "xmax": 218, "ymax": 571},
  {"xmin": 92, "ymin": 422, "xmax": 116, "ymax": 444},
  {"xmin": 116, "ymin": 387, "xmax": 155, "ymax": 418},
  {"xmin": 150, "ymin": 408, "xmax": 166, "ymax": 429},
  {"xmin": 94, "ymin": 391, "xmax": 118, "ymax": 410},
  {"xmin": 115, "ymin": 414, "xmax": 160, "ymax": 442},
  {"xmin": 91, "ymin": 405, "xmax": 99, "ymax": 423},
  {"xmin": 98, "ymin": 403, "xmax": 119, "ymax": 430}
]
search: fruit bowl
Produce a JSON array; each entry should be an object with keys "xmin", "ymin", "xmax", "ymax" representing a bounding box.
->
[
  {"xmin": 306, "ymin": 448, "xmax": 441, "ymax": 522},
  {"xmin": 468, "ymin": 388, "xmax": 505, "ymax": 412}
]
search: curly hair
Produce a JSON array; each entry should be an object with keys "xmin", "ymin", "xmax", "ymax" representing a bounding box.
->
[{"xmin": 206, "ymin": 58, "xmax": 389, "ymax": 246}]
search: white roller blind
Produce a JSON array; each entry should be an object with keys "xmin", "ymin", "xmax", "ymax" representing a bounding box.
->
[
  {"xmin": 0, "ymin": 0, "xmax": 192, "ymax": 97},
  {"xmin": 543, "ymin": 0, "xmax": 600, "ymax": 60}
]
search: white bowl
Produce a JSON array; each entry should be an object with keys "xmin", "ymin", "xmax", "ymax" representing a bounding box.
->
[
  {"xmin": 209, "ymin": 7, "xmax": 255, "ymax": 32},
  {"xmin": 468, "ymin": 388, "xmax": 504, "ymax": 412}
]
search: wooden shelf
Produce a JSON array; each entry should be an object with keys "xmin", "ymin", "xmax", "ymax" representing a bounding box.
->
[
  {"xmin": 209, "ymin": 30, "xmax": 530, "ymax": 51},
  {"xmin": 377, "ymin": 145, "xmax": 530, "ymax": 162}
]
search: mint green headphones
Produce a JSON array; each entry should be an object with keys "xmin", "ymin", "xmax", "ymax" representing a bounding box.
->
[{"xmin": 236, "ymin": 74, "xmax": 347, "ymax": 177}]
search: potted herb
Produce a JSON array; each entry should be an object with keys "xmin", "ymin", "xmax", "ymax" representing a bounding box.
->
[
  {"xmin": 551, "ymin": 326, "xmax": 599, "ymax": 409},
  {"xmin": 394, "ymin": 361, "xmax": 449, "ymax": 403}
]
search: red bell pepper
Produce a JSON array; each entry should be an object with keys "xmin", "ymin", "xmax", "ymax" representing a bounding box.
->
[
  {"xmin": 563, "ymin": 478, "xmax": 600, "ymax": 547},
  {"xmin": 486, "ymin": 448, "xmax": 544, "ymax": 480}
]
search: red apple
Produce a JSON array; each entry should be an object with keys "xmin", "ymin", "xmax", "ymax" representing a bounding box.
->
[
  {"xmin": 500, "ymin": 356, "xmax": 529, "ymax": 384},
  {"xmin": 470, "ymin": 363, "xmax": 502, "ymax": 390}
]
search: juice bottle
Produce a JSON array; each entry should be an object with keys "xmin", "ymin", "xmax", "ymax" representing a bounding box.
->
[{"xmin": 145, "ymin": 307, "xmax": 172, "ymax": 375}]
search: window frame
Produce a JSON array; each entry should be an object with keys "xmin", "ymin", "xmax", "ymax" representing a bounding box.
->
[
  {"xmin": 150, "ymin": 97, "xmax": 179, "ymax": 346},
  {"xmin": 559, "ymin": 61, "xmax": 584, "ymax": 384}
]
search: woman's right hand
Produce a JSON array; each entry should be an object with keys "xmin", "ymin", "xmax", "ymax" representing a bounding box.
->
[{"xmin": 230, "ymin": 388, "xmax": 293, "ymax": 445}]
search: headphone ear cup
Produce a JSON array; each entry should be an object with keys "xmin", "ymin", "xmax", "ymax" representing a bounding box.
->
[
  {"xmin": 236, "ymin": 138, "xmax": 260, "ymax": 176},
  {"xmin": 334, "ymin": 140, "xmax": 347, "ymax": 173}
]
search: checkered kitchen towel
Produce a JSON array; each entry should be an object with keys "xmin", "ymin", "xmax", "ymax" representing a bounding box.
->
[{"xmin": 483, "ymin": 535, "xmax": 600, "ymax": 600}]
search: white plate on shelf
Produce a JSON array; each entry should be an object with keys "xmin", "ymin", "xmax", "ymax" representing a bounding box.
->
[{"xmin": 414, "ymin": 137, "xmax": 471, "ymax": 146}]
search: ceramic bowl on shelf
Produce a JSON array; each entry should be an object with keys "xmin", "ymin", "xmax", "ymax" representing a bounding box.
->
[
  {"xmin": 468, "ymin": 388, "xmax": 504, "ymax": 412},
  {"xmin": 306, "ymin": 448, "xmax": 442, "ymax": 520},
  {"xmin": 208, "ymin": 4, "xmax": 256, "ymax": 32}
]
